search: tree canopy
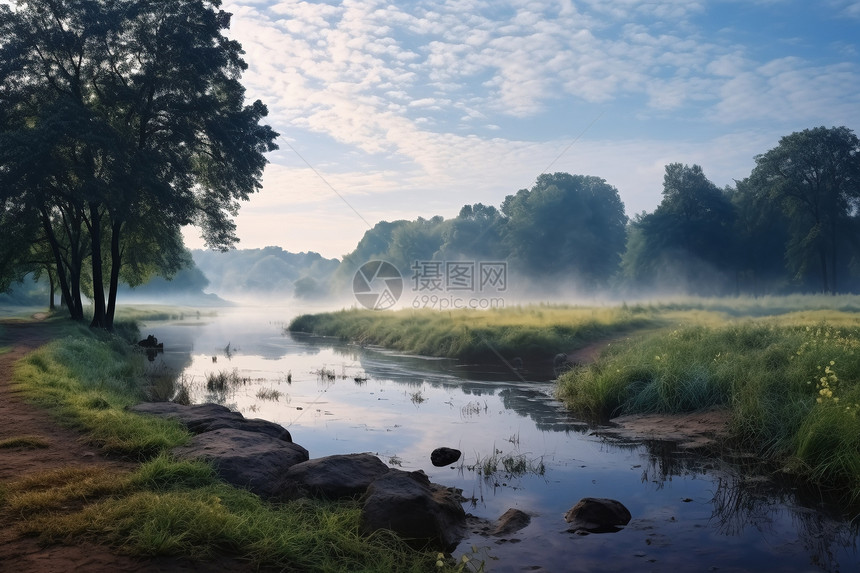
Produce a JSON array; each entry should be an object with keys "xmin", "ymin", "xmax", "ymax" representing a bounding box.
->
[
  {"xmin": 0, "ymin": 0, "xmax": 277, "ymax": 328},
  {"xmin": 749, "ymin": 126, "xmax": 860, "ymax": 293}
]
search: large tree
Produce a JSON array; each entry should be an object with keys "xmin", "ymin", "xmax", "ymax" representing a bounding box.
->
[
  {"xmin": 500, "ymin": 173, "xmax": 628, "ymax": 288},
  {"xmin": 750, "ymin": 126, "xmax": 860, "ymax": 293},
  {"xmin": 620, "ymin": 164, "xmax": 736, "ymax": 294},
  {"xmin": 0, "ymin": 0, "xmax": 278, "ymax": 328}
]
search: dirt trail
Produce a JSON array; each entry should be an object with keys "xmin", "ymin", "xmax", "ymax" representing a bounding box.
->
[{"xmin": 0, "ymin": 318, "xmax": 246, "ymax": 572}]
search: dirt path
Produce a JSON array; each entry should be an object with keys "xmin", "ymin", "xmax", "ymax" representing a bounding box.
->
[{"xmin": 0, "ymin": 318, "xmax": 245, "ymax": 572}]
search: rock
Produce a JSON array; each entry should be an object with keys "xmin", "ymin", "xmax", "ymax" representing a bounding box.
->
[
  {"xmin": 171, "ymin": 428, "xmax": 308, "ymax": 499},
  {"xmin": 361, "ymin": 469, "xmax": 466, "ymax": 551},
  {"xmin": 564, "ymin": 497, "xmax": 631, "ymax": 534},
  {"xmin": 430, "ymin": 447, "xmax": 461, "ymax": 467},
  {"xmin": 138, "ymin": 334, "xmax": 163, "ymax": 349},
  {"xmin": 130, "ymin": 402, "xmax": 293, "ymax": 442},
  {"xmin": 283, "ymin": 453, "xmax": 390, "ymax": 500},
  {"xmin": 491, "ymin": 508, "xmax": 531, "ymax": 536}
]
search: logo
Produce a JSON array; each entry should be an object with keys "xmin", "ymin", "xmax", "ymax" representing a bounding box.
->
[{"xmin": 353, "ymin": 261, "xmax": 403, "ymax": 310}]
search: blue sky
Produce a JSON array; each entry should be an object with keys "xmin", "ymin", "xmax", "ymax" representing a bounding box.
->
[{"xmin": 182, "ymin": 0, "xmax": 860, "ymax": 259}]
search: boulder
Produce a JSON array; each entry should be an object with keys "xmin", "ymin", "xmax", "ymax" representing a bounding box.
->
[
  {"xmin": 171, "ymin": 428, "xmax": 309, "ymax": 499},
  {"xmin": 361, "ymin": 469, "xmax": 466, "ymax": 552},
  {"xmin": 491, "ymin": 508, "xmax": 531, "ymax": 536},
  {"xmin": 283, "ymin": 453, "xmax": 390, "ymax": 500},
  {"xmin": 130, "ymin": 402, "xmax": 292, "ymax": 442},
  {"xmin": 564, "ymin": 497, "xmax": 631, "ymax": 534},
  {"xmin": 430, "ymin": 447, "xmax": 461, "ymax": 467}
]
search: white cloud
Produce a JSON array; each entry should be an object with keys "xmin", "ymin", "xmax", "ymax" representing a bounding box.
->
[{"xmin": 203, "ymin": 0, "xmax": 860, "ymax": 257}]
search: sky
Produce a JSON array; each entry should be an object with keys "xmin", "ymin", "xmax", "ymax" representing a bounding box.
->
[{"xmin": 182, "ymin": 0, "xmax": 860, "ymax": 259}]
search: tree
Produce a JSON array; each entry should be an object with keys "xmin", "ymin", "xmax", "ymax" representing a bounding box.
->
[
  {"xmin": 437, "ymin": 203, "xmax": 506, "ymax": 261},
  {"xmin": 750, "ymin": 126, "xmax": 860, "ymax": 293},
  {"xmin": 500, "ymin": 173, "xmax": 628, "ymax": 287},
  {"xmin": 726, "ymin": 177, "xmax": 793, "ymax": 295},
  {"xmin": 622, "ymin": 164, "xmax": 736, "ymax": 294},
  {"xmin": 0, "ymin": 0, "xmax": 278, "ymax": 328}
]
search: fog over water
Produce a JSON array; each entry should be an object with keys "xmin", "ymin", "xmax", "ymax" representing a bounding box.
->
[{"xmin": 142, "ymin": 306, "xmax": 860, "ymax": 572}]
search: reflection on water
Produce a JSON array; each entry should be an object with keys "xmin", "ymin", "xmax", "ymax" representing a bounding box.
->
[{"xmin": 142, "ymin": 308, "xmax": 860, "ymax": 572}]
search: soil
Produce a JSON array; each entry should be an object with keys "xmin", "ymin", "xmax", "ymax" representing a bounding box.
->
[
  {"xmin": 601, "ymin": 407, "xmax": 731, "ymax": 450},
  {"xmin": 0, "ymin": 317, "xmax": 253, "ymax": 573}
]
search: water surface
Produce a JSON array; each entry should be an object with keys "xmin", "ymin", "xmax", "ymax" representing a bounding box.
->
[{"xmin": 143, "ymin": 307, "xmax": 859, "ymax": 572}]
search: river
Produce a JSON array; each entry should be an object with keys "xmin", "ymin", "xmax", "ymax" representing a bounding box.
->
[{"xmin": 142, "ymin": 306, "xmax": 859, "ymax": 572}]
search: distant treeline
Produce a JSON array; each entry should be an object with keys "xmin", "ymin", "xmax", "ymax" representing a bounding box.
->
[{"xmin": 334, "ymin": 126, "xmax": 860, "ymax": 298}]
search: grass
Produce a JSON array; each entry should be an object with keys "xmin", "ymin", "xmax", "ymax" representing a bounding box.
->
[
  {"xmin": 4, "ymin": 456, "xmax": 442, "ymax": 571},
  {"xmin": 465, "ymin": 447, "xmax": 546, "ymax": 481},
  {"xmin": 558, "ymin": 318, "xmax": 860, "ymax": 501},
  {"xmin": 1, "ymin": 315, "xmax": 450, "ymax": 572},
  {"xmin": 13, "ymin": 332, "xmax": 189, "ymax": 457},
  {"xmin": 288, "ymin": 304, "xmax": 661, "ymax": 362},
  {"xmin": 0, "ymin": 435, "xmax": 51, "ymax": 449}
]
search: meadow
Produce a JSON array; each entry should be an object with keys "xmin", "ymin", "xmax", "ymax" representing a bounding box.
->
[
  {"xmin": 0, "ymin": 313, "xmax": 451, "ymax": 572},
  {"xmin": 291, "ymin": 296, "xmax": 860, "ymax": 501},
  {"xmin": 288, "ymin": 304, "xmax": 660, "ymax": 363}
]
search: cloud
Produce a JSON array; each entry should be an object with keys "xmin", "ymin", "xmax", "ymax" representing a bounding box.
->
[{"xmin": 203, "ymin": 0, "xmax": 860, "ymax": 257}]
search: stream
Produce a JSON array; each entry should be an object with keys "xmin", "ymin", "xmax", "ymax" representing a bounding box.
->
[{"xmin": 142, "ymin": 307, "xmax": 860, "ymax": 572}]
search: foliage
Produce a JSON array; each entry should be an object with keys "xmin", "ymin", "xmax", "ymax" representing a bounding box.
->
[
  {"xmin": 192, "ymin": 246, "xmax": 339, "ymax": 299},
  {"xmin": 0, "ymin": 0, "xmax": 278, "ymax": 329},
  {"xmin": 557, "ymin": 315, "xmax": 860, "ymax": 499},
  {"xmin": 334, "ymin": 175, "xmax": 629, "ymax": 295},
  {"xmin": 749, "ymin": 126, "xmax": 860, "ymax": 294},
  {"xmin": 501, "ymin": 173, "xmax": 628, "ymax": 287},
  {"xmin": 620, "ymin": 164, "xmax": 736, "ymax": 294}
]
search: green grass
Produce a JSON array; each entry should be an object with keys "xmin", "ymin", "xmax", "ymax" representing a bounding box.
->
[
  {"xmin": 557, "ymin": 319, "xmax": 860, "ymax": 500},
  {"xmin": 288, "ymin": 304, "xmax": 661, "ymax": 362},
  {"xmin": 4, "ymin": 455, "xmax": 440, "ymax": 571},
  {"xmin": 12, "ymin": 334, "xmax": 190, "ymax": 457},
  {"xmin": 1, "ymin": 318, "xmax": 454, "ymax": 571}
]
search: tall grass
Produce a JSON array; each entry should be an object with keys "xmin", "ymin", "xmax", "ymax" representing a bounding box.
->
[
  {"xmin": 289, "ymin": 304, "xmax": 660, "ymax": 361},
  {"xmin": 558, "ymin": 319, "xmax": 860, "ymax": 499}
]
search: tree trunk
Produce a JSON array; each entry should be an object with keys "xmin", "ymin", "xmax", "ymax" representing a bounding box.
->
[
  {"xmin": 105, "ymin": 219, "xmax": 123, "ymax": 330},
  {"xmin": 48, "ymin": 269, "xmax": 56, "ymax": 310},
  {"xmin": 88, "ymin": 203, "xmax": 107, "ymax": 329},
  {"xmin": 819, "ymin": 247, "xmax": 830, "ymax": 294},
  {"xmin": 39, "ymin": 207, "xmax": 79, "ymax": 320}
]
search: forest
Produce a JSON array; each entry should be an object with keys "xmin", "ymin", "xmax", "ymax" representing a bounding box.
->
[{"xmin": 332, "ymin": 125, "xmax": 860, "ymax": 299}]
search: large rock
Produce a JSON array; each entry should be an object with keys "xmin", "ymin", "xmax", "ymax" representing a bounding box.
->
[
  {"xmin": 564, "ymin": 497, "xmax": 631, "ymax": 534},
  {"xmin": 283, "ymin": 453, "xmax": 390, "ymax": 500},
  {"xmin": 360, "ymin": 469, "xmax": 466, "ymax": 552},
  {"xmin": 172, "ymin": 428, "xmax": 309, "ymax": 499},
  {"xmin": 130, "ymin": 402, "xmax": 292, "ymax": 442}
]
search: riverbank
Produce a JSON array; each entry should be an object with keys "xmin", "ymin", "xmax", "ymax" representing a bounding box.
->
[
  {"xmin": 290, "ymin": 298, "xmax": 860, "ymax": 502},
  {"xmin": 0, "ymin": 314, "xmax": 446, "ymax": 572},
  {"xmin": 288, "ymin": 304, "xmax": 660, "ymax": 375}
]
